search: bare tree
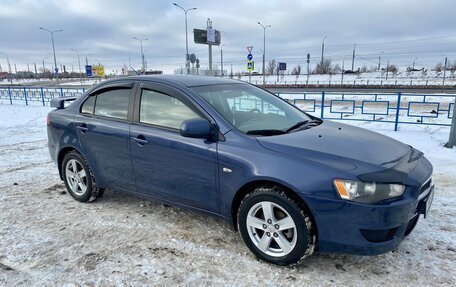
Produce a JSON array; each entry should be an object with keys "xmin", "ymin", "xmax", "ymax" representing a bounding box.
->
[
  {"xmin": 434, "ymin": 62, "xmax": 443, "ymax": 77},
  {"xmin": 314, "ymin": 58, "xmax": 332, "ymax": 74},
  {"xmin": 267, "ymin": 59, "xmax": 276, "ymax": 75},
  {"xmin": 332, "ymin": 64, "xmax": 341, "ymax": 73},
  {"xmin": 291, "ymin": 65, "xmax": 302, "ymax": 81}
]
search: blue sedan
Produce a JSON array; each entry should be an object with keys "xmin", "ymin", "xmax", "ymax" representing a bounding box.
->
[{"xmin": 47, "ymin": 75, "xmax": 434, "ymax": 266}]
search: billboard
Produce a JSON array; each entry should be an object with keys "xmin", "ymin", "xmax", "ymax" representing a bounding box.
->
[
  {"xmin": 194, "ymin": 29, "xmax": 221, "ymax": 45},
  {"xmin": 93, "ymin": 65, "xmax": 105, "ymax": 77}
]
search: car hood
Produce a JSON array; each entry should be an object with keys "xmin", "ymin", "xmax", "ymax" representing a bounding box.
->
[{"xmin": 256, "ymin": 120, "xmax": 411, "ymax": 172}]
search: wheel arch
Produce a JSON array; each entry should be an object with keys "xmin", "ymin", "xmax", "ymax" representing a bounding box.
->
[
  {"xmin": 57, "ymin": 146, "xmax": 84, "ymax": 180},
  {"xmin": 230, "ymin": 180, "xmax": 318, "ymax": 237}
]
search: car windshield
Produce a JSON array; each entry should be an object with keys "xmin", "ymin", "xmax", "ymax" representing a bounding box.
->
[{"xmin": 191, "ymin": 84, "xmax": 316, "ymax": 135}]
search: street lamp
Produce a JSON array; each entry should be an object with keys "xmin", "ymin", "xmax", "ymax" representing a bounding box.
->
[
  {"xmin": 258, "ymin": 21, "xmax": 271, "ymax": 85},
  {"xmin": 0, "ymin": 51, "xmax": 12, "ymax": 74},
  {"xmin": 82, "ymin": 53, "xmax": 92, "ymax": 66},
  {"xmin": 173, "ymin": 3, "xmax": 197, "ymax": 75},
  {"xmin": 39, "ymin": 26, "xmax": 62, "ymax": 77},
  {"xmin": 321, "ymin": 36, "xmax": 327, "ymax": 70},
  {"xmin": 71, "ymin": 48, "xmax": 82, "ymax": 83},
  {"xmin": 133, "ymin": 36, "xmax": 148, "ymax": 74}
]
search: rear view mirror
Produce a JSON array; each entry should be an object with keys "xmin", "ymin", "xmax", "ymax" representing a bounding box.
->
[{"xmin": 180, "ymin": 118, "xmax": 214, "ymax": 139}]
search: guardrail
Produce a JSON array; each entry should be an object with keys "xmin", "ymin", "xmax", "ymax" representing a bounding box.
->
[{"xmin": 1, "ymin": 86, "xmax": 454, "ymax": 131}]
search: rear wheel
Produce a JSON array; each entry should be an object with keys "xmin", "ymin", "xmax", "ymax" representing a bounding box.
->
[
  {"xmin": 237, "ymin": 186, "xmax": 316, "ymax": 266},
  {"xmin": 62, "ymin": 151, "xmax": 101, "ymax": 202}
]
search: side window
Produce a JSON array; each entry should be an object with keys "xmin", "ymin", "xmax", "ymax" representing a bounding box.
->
[
  {"xmin": 81, "ymin": 96, "xmax": 95, "ymax": 114},
  {"xmin": 93, "ymin": 89, "xmax": 130, "ymax": 120},
  {"xmin": 140, "ymin": 89, "xmax": 200, "ymax": 129}
]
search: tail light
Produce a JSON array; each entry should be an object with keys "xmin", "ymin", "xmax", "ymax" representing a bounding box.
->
[{"xmin": 46, "ymin": 114, "xmax": 51, "ymax": 126}]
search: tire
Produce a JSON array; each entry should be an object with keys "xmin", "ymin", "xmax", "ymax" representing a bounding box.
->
[
  {"xmin": 237, "ymin": 186, "xmax": 316, "ymax": 266},
  {"xmin": 62, "ymin": 151, "xmax": 101, "ymax": 202}
]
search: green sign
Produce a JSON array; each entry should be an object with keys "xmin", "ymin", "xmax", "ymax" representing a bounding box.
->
[{"xmin": 247, "ymin": 61, "xmax": 254, "ymax": 72}]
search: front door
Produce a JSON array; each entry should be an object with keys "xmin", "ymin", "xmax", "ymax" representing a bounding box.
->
[{"xmin": 130, "ymin": 83, "xmax": 219, "ymax": 212}]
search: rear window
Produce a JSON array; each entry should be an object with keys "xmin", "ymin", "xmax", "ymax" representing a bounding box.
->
[{"xmin": 81, "ymin": 88, "xmax": 131, "ymax": 120}]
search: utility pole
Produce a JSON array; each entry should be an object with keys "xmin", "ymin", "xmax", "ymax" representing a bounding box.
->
[
  {"xmin": 306, "ymin": 53, "xmax": 310, "ymax": 87},
  {"xmin": 386, "ymin": 59, "xmax": 390, "ymax": 81},
  {"xmin": 258, "ymin": 21, "xmax": 271, "ymax": 85},
  {"xmin": 341, "ymin": 60, "xmax": 345, "ymax": 85},
  {"xmin": 220, "ymin": 44, "xmax": 225, "ymax": 77},
  {"xmin": 173, "ymin": 3, "xmax": 197, "ymax": 75},
  {"xmin": 34, "ymin": 63, "xmax": 37, "ymax": 75},
  {"xmin": 378, "ymin": 51, "xmax": 383, "ymax": 71},
  {"xmin": 443, "ymin": 57, "xmax": 448, "ymax": 85},
  {"xmin": 412, "ymin": 57, "xmax": 418, "ymax": 70},
  {"xmin": 351, "ymin": 43, "xmax": 356, "ymax": 71},
  {"xmin": 321, "ymin": 36, "xmax": 327, "ymax": 70}
]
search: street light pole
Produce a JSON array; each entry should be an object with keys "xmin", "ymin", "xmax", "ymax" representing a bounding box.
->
[
  {"xmin": 71, "ymin": 48, "xmax": 82, "ymax": 84},
  {"xmin": 0, "ymin": 51, "xmax": 12, "ymax": 74},
  {"xmin": 39, "ymin": 26, "xmax": 62, "ymax": 78},
  {"xmin": 173, "ymin": 3, "xmax": 197, "ymax": 75},
  {"xmin": 133, "ymin": 37, "xmax": 148, "ymax": 74},
  {"xmin": 321, "ymin": 36, "xmax": 327, "ymax": 70},
  {"xmin": 258, "ymin": 21, "xmax": 271, "ymax": 86}
]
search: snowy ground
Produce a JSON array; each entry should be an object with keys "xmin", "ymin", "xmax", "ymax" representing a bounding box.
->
[{"xmin": 0, "ymin": 104, "xmax": 455, "ymax": 286}]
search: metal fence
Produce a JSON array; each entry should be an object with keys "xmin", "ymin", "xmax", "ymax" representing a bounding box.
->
[
  {"xmin": 0, "ymin": 86, "xmax": 454, "ymax": 131},
  {"xmin": 0, "ymin": 87, "xmax": 86, "ymax": 106}
]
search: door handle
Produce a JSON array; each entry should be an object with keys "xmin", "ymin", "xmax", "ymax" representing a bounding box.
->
[
  {"xmin": 76, "ymin": 124, "xmax": 89, "ymax": 133},
  {"xmin": 131, "ymin": 136, "xmax": 149, "ymax": 145}
]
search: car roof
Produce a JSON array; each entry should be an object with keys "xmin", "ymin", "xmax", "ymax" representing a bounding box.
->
[{"xmin": 121, "ymin": 74, "xmax": 245, "ymax": 87}]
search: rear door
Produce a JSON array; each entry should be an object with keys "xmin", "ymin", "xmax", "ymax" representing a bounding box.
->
[
  {"xmin": 74, "ymin": 81, "xmax": 136, "ymax": 191},
  {"xmin": 130, "ymin": 82, "xmax": 219, "ymax": 212}
]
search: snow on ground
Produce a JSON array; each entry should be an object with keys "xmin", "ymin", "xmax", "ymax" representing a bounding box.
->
[{"xmin": 0, "ymin": 104, "xmax": 455, "ymax": 286}]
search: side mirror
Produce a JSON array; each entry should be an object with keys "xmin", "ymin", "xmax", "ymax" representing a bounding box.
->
[{"xmin": 180, "ymin": 118, "xmax": 214, "ymax": 139}]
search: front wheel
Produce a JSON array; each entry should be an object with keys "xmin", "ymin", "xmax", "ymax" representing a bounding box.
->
[{"xmin": 237, "ymin": 187, "xmax": 316, "ymax": 266}]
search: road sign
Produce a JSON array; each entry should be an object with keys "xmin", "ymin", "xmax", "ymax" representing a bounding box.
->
[
  {"xmin": 246, "ymin": 46, "xmax": 253, "ymax": 53},
  {"xmin": 247, "ymin": 61, "xmax": 254, "ymax": 72},
  {"xmin": 278, "ymin": 62, "xmax": 287, "ymax": 71},
  {"xmin": 190, "ymin": 53, "xmax": 197, "ymax": 64},
  {"xmin": 85, "ymin": 65, "xmax": 92, "ymax": 77},
  {"xmin": 247, "ymin": 53, "xmax": 253, "ymax": 60}
]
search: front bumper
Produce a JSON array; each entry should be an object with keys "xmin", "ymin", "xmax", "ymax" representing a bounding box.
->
[{"xmin": 305, "ymin": 178, "xmax": 434, "ymax": 256}]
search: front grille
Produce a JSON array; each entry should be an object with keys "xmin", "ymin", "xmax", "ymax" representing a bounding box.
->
[
  {"xmin": 419, "ymin": 179, "xmax": 432, "ymax": 195},
  {"xmin": 360, "ymin": 227, "xmax": 399, "ymax": 243}
]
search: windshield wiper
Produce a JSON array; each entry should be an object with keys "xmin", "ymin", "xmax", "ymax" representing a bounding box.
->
[
  {"xmin": 246, "ymin": 129, "xmax": 286, "ymax": 136},
  {"xmin": 285, "ymin": 119, "xmax": 322, "ymax": 133}
]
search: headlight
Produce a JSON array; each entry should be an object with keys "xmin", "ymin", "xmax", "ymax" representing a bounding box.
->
[{"xmin": 334, "ymin": 179, "xmax": 405, "ymax": 204}]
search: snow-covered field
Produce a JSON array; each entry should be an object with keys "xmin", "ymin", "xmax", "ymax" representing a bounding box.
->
[{"xmin": 0, "ymin": 104, "xmax": 455, "ymax": 286}]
